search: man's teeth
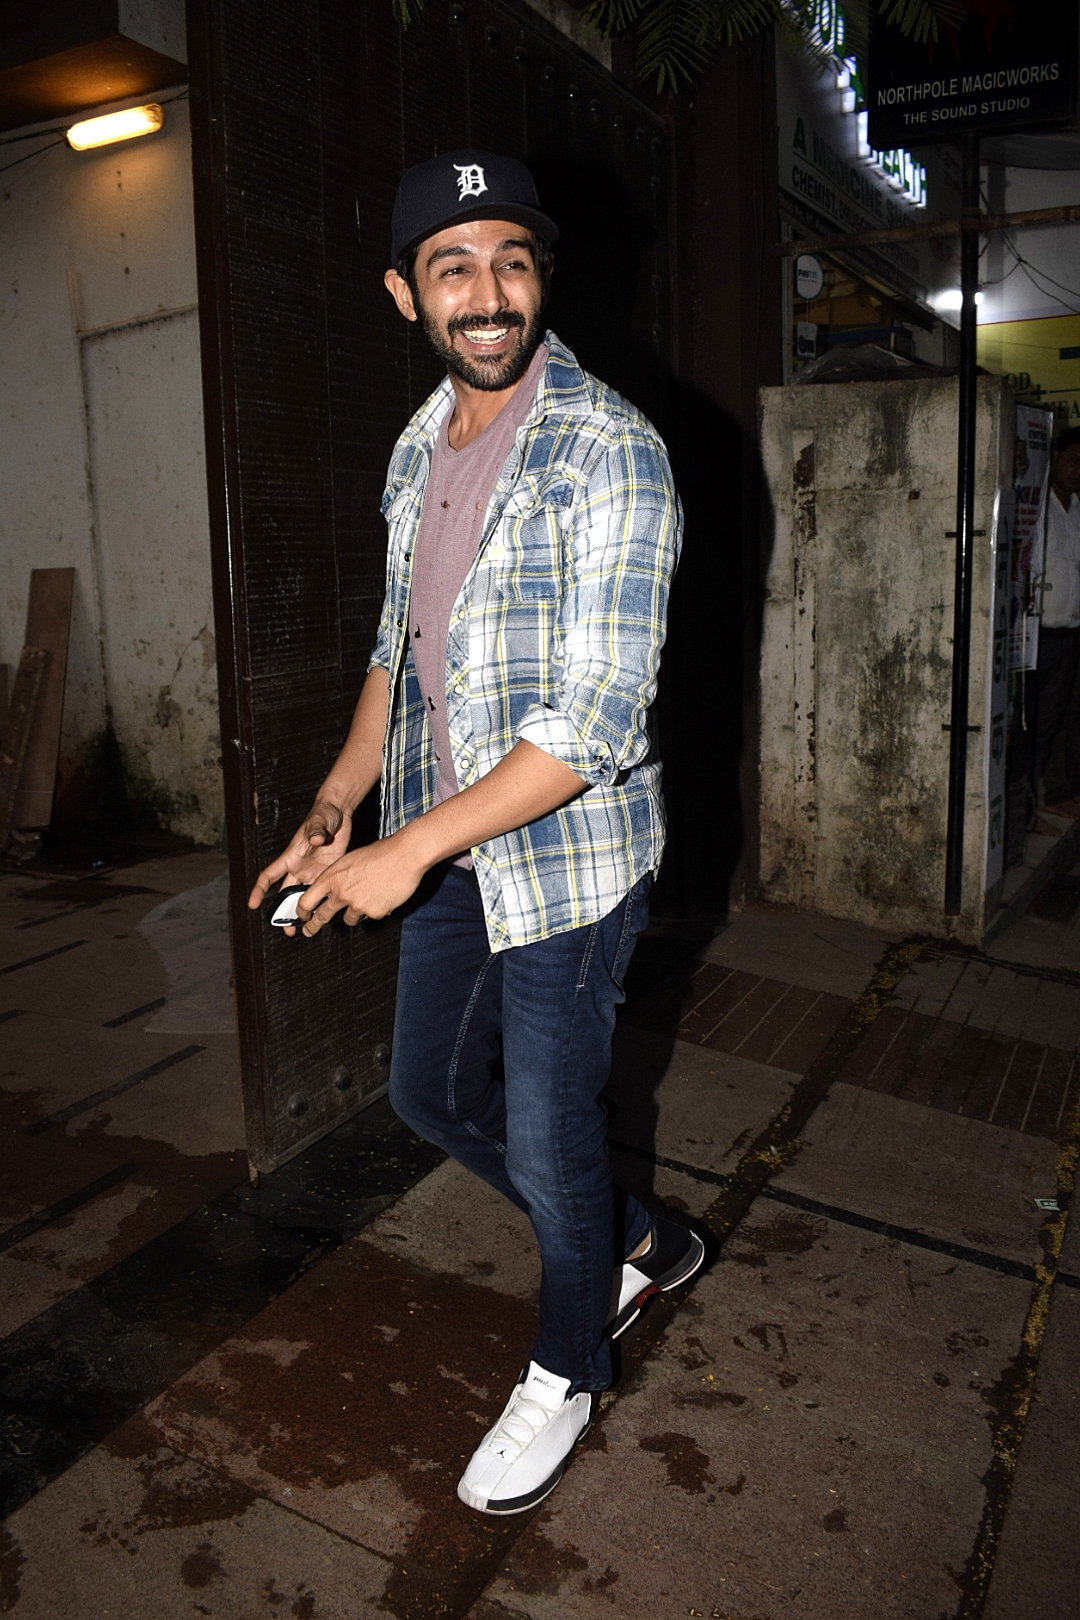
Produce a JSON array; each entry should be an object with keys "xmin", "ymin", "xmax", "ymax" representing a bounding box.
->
[{"xmin": 463, "ymin": 327, "xmax": 510, "ymax": 343}]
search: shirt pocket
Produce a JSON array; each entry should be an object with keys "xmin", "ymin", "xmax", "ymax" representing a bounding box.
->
[
  {"xmin": 489, "ymin": 476, "xmax": 575, "ymax": 603},
  {"xmin": 382, "ymin": 484, "xmax": 424, "ymax": 536}
]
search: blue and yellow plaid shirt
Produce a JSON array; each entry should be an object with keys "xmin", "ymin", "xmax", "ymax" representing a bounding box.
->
[{"xmin": 370, "ymin": 332, "xmax": 682, "ymax": 950}]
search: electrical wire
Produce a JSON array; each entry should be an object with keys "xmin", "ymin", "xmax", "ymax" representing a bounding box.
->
[
  {"xmin": 1001, "ymin": 232, "xmax": 1080, "ymax": 313},
  {"xmin": 978, "ymin": 256, "xmax": 1023, "ymax": 289},
  {"xmin": 0, "ymin": 89, "xmax": 188, "ymax": 185},
  {"xmin": 0, "ymin": 138, "xmax": 65, "ymax": 176},
  {"xmin": 0, "ymin": 125, "xmax": 69, "ymax": 146},
  {"xmin": 0, "ymin": 86, "xmax": 188, "ymax": 150}
]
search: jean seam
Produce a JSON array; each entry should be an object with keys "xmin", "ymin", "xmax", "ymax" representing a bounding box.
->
[
  {"xmin": 613, "ymin": 881, "xmax": 640, "ymax": 988},
  {"xmin": 575, "ymin": 917, "xmax": 601, "ymax": 990},
  {"xmin": 447, "ymin": 952, "xmax": 502, "ymax": 1151}
]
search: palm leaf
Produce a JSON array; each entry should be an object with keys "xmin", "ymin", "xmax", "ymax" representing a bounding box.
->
[
  {"xmin": 395, "ymin": 0, "xmax": 972, "ymax": 91},
  {"xmin": 878, "ymin": 0, "xmax": 968, "ymax": 45},
  {"xmin": 581, "ymin": 0, "xmax": 652, "ymax": 33},
  {"xmin": 391, "ymin": 0, "xmax": 426, "ymax": 25},
  {"xmin": 703, "ymin": 0, "xmax": 784, "ymax": 46},
  {"xmin": 632, "ymin": 0, "xmax": 720, "ymax": 91}
]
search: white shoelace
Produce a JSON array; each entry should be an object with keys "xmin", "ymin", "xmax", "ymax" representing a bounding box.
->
[{"xmin": 487, "ymin": 1391, "xmax": 557, "ymax": 1458}]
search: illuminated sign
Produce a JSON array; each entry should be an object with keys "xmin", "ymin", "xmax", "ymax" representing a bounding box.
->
[
  {"xmin": 868, "ymin": 2, "xmax": 1078, "ymax": 149},
  {"xmin": 799, "ymin": 0, "xmax": 927, "ymax": 208}
]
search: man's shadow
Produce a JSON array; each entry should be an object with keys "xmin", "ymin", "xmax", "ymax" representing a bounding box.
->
[{"xmin": 528, "ymin": 152, "xmax": 774, "ymax": 1235}]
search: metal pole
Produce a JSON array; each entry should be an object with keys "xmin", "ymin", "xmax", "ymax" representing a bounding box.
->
[{"xmin": 944, "ymin": 134, "xmax": 981, "ymax": 916}]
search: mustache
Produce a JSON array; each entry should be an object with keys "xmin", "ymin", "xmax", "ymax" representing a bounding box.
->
[{"xmin": 447, "ymin": 311, "xmax": 527, "ymax": 334}]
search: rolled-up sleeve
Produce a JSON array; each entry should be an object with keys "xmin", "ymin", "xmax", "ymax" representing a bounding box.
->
[{"xmin": 515, "ymin": 423, "xmax": 682, "ymax": 785}]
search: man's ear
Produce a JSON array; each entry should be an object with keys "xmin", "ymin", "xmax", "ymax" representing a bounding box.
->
[{"xmin": 384, "ymin": 268, "xmax": 418, "ymax": 323}]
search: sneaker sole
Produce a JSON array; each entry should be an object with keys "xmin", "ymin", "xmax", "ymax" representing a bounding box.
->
[{"xmin": 610, "ymin": 1230, "xmax": 707, "ymax": 1339}]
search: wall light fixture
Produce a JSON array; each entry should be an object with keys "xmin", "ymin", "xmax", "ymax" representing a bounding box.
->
[{"xmin": 66, "ymin": 104, "xmax": 164, "ymax": 152}]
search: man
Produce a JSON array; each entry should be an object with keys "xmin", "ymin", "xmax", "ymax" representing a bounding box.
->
[
  {"xmin": 1033, "ymin": 426, "xmax": 1080, "ymax": 819},
  {"xmin": 248, "ymin": 149, "xmax": 701, "ymax": 1515}
]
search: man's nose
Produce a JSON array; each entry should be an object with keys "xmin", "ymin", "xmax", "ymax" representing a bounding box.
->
[{"xmin": 473, "ymin": 263, "xmax": 509, "ymax": 311}]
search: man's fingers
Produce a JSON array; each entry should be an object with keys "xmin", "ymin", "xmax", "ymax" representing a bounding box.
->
[
  {"xmin": 297, "ymin": 886, "xmax": 335, "ymax": 935},
  {"xmin": 247, "ymin": 856, "xmax": 288, "ymax": 909},
  {"xmin": 304, "ymin": 805, "xmax": 344, "ymax": 847}
]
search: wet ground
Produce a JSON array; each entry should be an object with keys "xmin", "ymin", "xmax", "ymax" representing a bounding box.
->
[{"xmin": 1, "ymin": 833, "xmax": 1079, "ymax": 1619}]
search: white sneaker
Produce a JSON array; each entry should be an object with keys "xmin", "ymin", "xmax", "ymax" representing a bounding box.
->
[{"xmin": 456, "ymin": 1361, "xmax": 594, "ymax": 1515}]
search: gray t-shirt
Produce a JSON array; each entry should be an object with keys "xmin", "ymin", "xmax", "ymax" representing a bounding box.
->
[{"xmin": 409, "ymin": 343, "xmax": 548, "ymax": 860}]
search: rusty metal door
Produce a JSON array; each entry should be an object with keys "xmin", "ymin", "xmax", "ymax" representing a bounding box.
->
[{"xmin": 187, "ymin": 0, "xmax": 671, "ymax": 1173}]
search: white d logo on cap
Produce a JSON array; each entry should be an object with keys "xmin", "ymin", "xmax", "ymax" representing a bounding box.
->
[{"xmin": 454, "ymin": 163, "xmax": 488, "ymax": 200}]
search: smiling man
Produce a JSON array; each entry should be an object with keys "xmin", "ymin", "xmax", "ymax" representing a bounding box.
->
[{"xmin": 249, "ymin": 149, "xmax": 699, "ymax": 1515}]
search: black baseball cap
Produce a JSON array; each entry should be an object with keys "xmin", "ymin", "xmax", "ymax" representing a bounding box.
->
[{"xmin": 390, "ymin": 148, "xmax": 558, "ymax": 265}]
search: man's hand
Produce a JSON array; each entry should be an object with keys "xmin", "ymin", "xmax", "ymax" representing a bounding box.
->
[
  {"xmin": 295, "ymin": 831, "xmax": 427, "ymax": 936},
  {"xmin": 247, "ymin": 801, "xmax": 354, "ymax": 932}
]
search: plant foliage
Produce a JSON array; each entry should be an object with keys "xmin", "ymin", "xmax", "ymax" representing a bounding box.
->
[{"xmin": 391, "ymin": 0, "xmax": 971, "ymax": 92}]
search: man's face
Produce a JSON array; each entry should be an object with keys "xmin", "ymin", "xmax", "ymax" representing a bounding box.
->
[
  {"xmin": 385, "ymin": 218, "xmax": 546, "ymax": 393},
  {"xmin": 1051, "ymin": 440, "xmax": 1080, "ymax": 502}
]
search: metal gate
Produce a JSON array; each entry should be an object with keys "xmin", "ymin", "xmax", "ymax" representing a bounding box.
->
[{"xmin": 188, "ymin": 0, "xmax": 672, "ymax": 1171}]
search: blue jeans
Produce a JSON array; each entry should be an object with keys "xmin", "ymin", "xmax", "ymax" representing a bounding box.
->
[{"xmin": 389, "ymin": 864, "xmax": 653, "ymax": 1393}]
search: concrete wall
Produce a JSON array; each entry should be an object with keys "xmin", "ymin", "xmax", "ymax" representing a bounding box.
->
[
  {"xmin": 0, "ymin": 91, "xmax": 221, "ymax": 843},
  {"xmin": 759, "ymin": 375, "xmax": 1012, "ymax": 941}
]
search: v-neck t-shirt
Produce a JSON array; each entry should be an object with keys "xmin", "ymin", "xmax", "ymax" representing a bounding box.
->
[{"xmin": 408, "ymin": 343, "xmax": 548, "ymax": 854}]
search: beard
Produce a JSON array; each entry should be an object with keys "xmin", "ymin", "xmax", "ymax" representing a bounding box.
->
[{"xmin": 415, "ymin": 301, "xmax": 545, "ymax": 392}]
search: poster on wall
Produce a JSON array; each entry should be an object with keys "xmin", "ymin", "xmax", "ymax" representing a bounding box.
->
[{"xmin": 1010, "ymin": 405, "xmax": 1054, "ymax": 672}]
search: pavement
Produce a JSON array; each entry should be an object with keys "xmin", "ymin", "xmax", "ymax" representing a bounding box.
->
[{"xmin": 1, "ymin": 838, "xmax": 1079, "ymax": 1619}]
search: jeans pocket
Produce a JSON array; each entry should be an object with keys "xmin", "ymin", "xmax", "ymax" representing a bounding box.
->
[{"xmin": 611, "ymin": 873, "xmax": 652, "ymax": 991}]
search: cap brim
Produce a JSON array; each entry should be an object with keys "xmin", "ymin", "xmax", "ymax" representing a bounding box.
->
[{"xmin": 395, "ymin": 203, "xmax": 559, "ymax": 267}]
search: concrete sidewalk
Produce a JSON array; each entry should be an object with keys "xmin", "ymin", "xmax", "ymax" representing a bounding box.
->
[{"xmin": 1, "ymin": 851, "xmax": 1078, "ymax": 1618}]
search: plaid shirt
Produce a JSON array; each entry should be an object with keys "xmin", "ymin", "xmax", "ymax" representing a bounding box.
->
[{"xmin": 370, "ymin": 332, "xmax": 682, "ymax": 950}]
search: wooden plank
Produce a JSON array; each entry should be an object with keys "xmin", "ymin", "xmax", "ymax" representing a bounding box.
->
[
  {"xmin": 12, "ymin": 568, "xmax": 74, "ymax": 831},
  {"xmin": 0, "ymin": 647, "xmax": 48, "ymax": 849}
]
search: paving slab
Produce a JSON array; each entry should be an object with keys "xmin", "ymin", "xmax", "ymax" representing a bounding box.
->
[
  {"xmin": 773, "ymin": 1082, "xmax": 1059, "ymax": 1267},
  {"xmin": 607, "ymin": 1028, "xmax": 801, "ymax": 1177},
  {"xmin": 144, "ymin": 1236, "xmax": 538, "ymax": 1615},
  {"xmin": 362, "ymin": 1158, "xmax": 540, "ymax": 1301},
  {"xmin": 1, "ymin": 933, "xmax": 171, "ymax": 1028},
  {"xmin": 0, "ymin": 1012, "xmax": 204, "ymax": 1131},
  {"xmin": 136, "ymin": 872, "xmax": 235, "ymax": 1035},
  {"xmin": 992, "ymin": 910, "xmax": 1080, "ymax": 973},
  {"xmin": 474, "ymin": 1208, "xmax": 1032, "ymax": 1620},
  {"xmin": 701, "ymin": 906, "xmax": 900, "ymax": 999},
  {"xmin": 0, "ymin": 1412, "xmax": 389, "ymax": 1619},
  {"xmin": 0, "ymin": 1128, "xmax": 126, "ymax": 1229},
  {"xmin": 983, "ymin": 1286, "xmax": 1080, "ymax": 1620},
  {"xmin": 361, "ymin": 1156, "xmax": 717, "ymax": 1310},
  {"xmin": 0, "ymin": 1144, "xmax": 245, "ymax": 1340},
  {"xmin": 892, "ymin": 954, "xmax": 1080, "ymax": 1049},
  {"xmin": 2, "ymin": 894, "xmax": 167, "ymax": 961},
  {"xmin": 1057, "ymin": 1201, "xmax": 1080, "ymax": 1277},
  {"xmin": 102, "ymin": 850, "xmax": 229, "ymax": 896},
  {"xmin": 65, "ymin": 1036, "xmax": 244, "ymax": 1157}
]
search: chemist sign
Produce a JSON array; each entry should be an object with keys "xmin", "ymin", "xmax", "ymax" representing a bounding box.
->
[{"xmin": 868, "ymin": 1, "xmax": 1077, "ymax": 151}]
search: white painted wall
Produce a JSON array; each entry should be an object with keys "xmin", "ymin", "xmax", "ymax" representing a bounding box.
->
[
  {"xmin": 981, "ymin": 164, "xmax": 1080, "ymax": 325},
  {"xmin": 0, "ymin": 91, "xmax": 222, "ymax": 843}
]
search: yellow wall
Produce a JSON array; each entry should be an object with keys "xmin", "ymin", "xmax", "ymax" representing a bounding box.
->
[{"xmin": 978, "ymin": 314, "xmax": 1080, "ymax": 428}]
